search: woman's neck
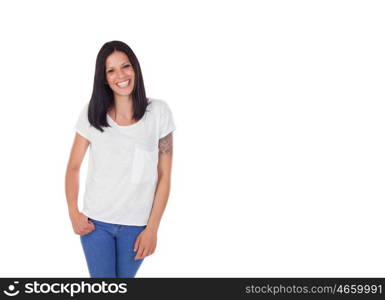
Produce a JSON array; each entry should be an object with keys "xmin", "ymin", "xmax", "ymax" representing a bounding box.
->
[{"xmin": 111, "ymin": 95, "xmax": 134, "ymax": 119}]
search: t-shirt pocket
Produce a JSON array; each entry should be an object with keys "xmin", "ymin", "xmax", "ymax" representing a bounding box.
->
[{"xmin": 131, "ymin": 142, "xmax": 158, "ymax": 184}]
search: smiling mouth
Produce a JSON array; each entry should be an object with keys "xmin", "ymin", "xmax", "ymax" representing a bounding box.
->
[{"xmin": 116, "ymin": 80, "xmax": 130, "ymax": 88}]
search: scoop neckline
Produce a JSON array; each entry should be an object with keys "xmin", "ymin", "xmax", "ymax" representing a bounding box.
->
[
  {"xmin": 107, "ymin": 112, "xmax": 144, "ymax": 128},
  {"xmin": 106, "ymin": 99, "xmax": 153, "ymax": 129}
]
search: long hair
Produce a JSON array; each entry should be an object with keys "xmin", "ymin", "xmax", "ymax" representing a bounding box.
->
[{"xmin": 87, "ymin": 40, "xmax": 150, "ymax": 132}]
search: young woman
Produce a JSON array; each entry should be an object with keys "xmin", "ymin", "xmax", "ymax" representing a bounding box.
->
[{"xmin": 65, "ymin": 40, "xmax": 176, "ymax": 278}]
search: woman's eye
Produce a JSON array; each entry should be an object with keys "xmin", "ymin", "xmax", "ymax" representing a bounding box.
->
[{"xmin": 106, "ymin": 65, "xmax": 129, "ymax": 73}]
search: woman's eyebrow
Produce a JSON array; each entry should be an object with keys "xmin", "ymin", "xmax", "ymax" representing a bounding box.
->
[{"xmin": 106, "ymin": 62, "xmax": 130, "ymax": 69}]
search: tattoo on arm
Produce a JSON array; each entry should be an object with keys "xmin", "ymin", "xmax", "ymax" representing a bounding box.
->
[{"xmin": 158, "ymin": 132, "xmax": 173, "ymax": 154}]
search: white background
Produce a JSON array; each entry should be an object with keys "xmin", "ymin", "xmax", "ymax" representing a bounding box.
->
[{"xmin": 0, "ymin": 0, "xmax": 384, "ymax": 277}]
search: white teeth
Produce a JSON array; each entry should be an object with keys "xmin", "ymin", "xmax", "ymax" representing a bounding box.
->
[{"xmin": 117, "ymin": 80, "xmax": 129, "ymax": 87}]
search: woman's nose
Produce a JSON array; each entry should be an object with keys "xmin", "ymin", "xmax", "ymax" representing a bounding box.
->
[{"xmin": 116, "ymin": 71, "xmax": 125, "ymax": 78}]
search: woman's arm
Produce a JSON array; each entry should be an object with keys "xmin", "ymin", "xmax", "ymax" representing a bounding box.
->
[
  {"xmin": 65, "ymin": 133, "xmax": 95, "ymax": 235},
  {"xmin": 146, "ymin": 132, "xmax": 174, "ymax": 232}
]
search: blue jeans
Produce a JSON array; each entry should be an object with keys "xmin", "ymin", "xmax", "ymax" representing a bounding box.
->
[{"xmin": 80, "ymin": 217, "xmax": 147, "ymax": 278}]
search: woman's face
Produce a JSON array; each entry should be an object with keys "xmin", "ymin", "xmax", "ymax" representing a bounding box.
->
[{"xmin": 105, "ymin": 51, "xmax": 135, "ymax": 97}]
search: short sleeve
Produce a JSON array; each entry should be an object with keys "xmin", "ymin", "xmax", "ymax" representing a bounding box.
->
[
  {"xmin": 74, "ymin": 103, "xmax": 92, "ymax": 141},
  {"xmin": 159, "ymin": 101, "xmax": 176, "ymax": 139}
]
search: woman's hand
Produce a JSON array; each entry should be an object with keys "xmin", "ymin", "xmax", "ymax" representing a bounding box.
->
[
  {"xmin": 134, "ymin": 227, "xmax": 157, "ymax": 260},
  {"xmin": 70, "ymin": 211, "xmax": 95, "ymax": 235}
]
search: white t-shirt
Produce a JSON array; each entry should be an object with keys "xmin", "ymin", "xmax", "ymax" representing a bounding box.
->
[{"xmin": 74, "ymin": 98, "xmax": 176, "ymax": 225}]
